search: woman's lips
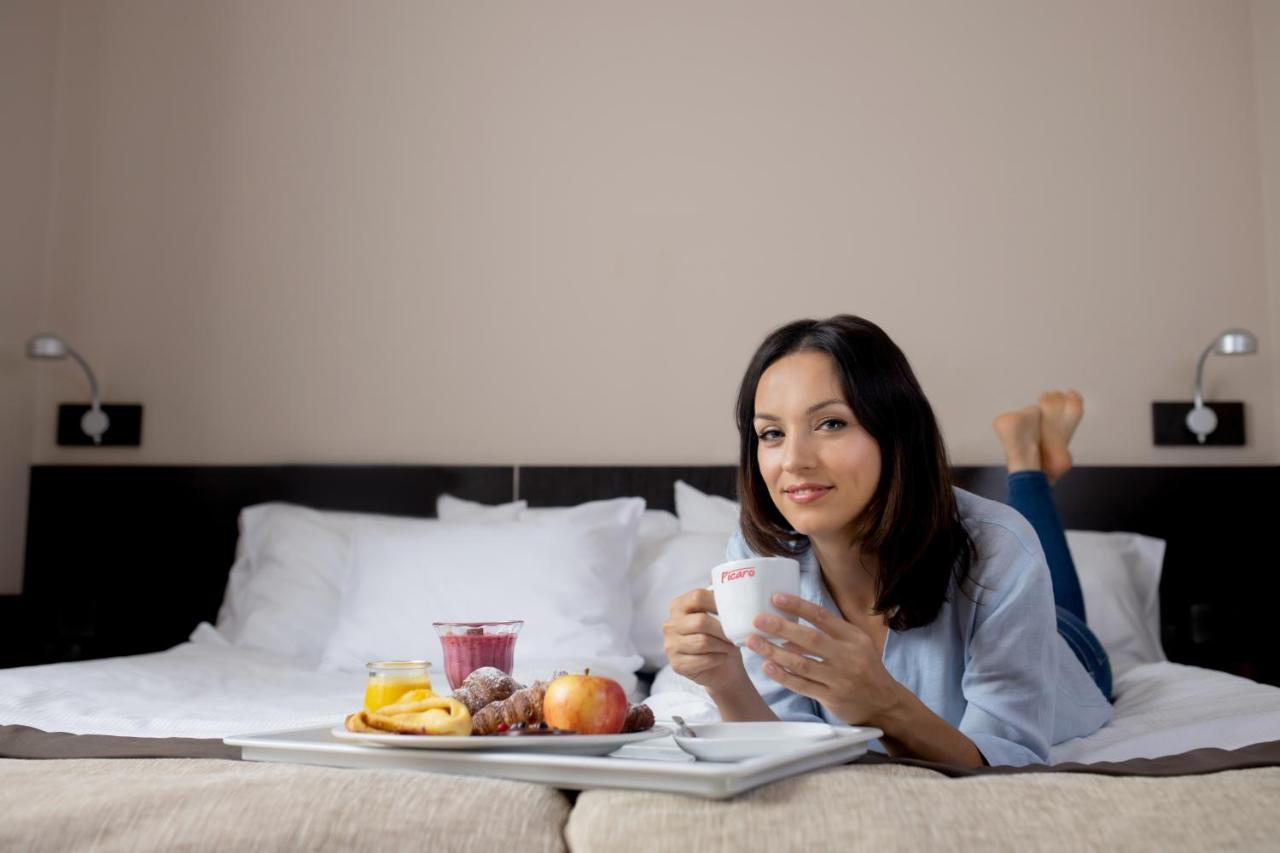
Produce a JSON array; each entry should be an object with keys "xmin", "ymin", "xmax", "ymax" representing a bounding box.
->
[{"xmin": 784, "ymin": 486, "xmax": 833, "ymax": 504}]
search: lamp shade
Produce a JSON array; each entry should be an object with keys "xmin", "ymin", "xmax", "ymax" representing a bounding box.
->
[
  {"xmin": 1213, "ymin": 330, "xmax": 1257, "ymax": 356},
  {"xmin": 23, "ymin": 333, "xmax": 110, "ymax": 444},
  {"xmin": 26, "ymin": 334, "xmax": 69, "ymax": 360},
  {"xmin": 1188, "ymin": 327, "xmax": 1259, "ymax": 444}
]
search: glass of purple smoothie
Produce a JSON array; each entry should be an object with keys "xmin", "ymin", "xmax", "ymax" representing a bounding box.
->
[{"xmin": 432, "ymin": 620, "xmax": 522, "ymax": 690}]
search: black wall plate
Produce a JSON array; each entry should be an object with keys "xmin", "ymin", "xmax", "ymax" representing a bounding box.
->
[
  {"xmin": 56, "ymin": 404, "xmax": 144, "ymax": 447},
  {"xmin": 1152, "ymin": 401, "xmax": 1244, "ymax": 446}
]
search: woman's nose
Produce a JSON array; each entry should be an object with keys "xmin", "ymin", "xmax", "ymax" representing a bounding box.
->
[{"xmin": 781, "ymin": 435, "xmax": 816, "ymax": 472}]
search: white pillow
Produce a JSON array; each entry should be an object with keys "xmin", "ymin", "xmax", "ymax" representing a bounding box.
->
[
  {"xmin": 674, "ymin": 479, "xmax": 739, "ymax": 534},
  {"xmin": 215, "ymin": 503, "xmax": 374, "ymax": 664},
  {"xmin": 436, "ymin": 494, "xmax": 527, "ymax": 521},
  {"xmin": 437, "ymin": 493, "xmax": 679, "ymax": 545},
  {"xmin": 437, "ymin": 494, "xmax": 682, "ymax": 669},
  {"xmin": 319, "ymin": 500, "xmax": 646, "ymax": 692},
  {"xmin": 631, "ymin": 531, "xmax": 732, "ymax": 670},
  {"xmin": 216, "ymin": 501, "xmax": 500, "ymax": 665},
  {"xmin": 1066, "ymin": 530, "xmax": 1167, "ymax": 674}
]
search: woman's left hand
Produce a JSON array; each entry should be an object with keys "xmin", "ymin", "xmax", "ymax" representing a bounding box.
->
[{"xmin": 745, "ymin": 593, "xmax": 904, "ymax": 727}]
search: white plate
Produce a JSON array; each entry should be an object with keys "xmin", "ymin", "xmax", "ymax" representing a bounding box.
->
[
  {"xmin": 673, "ymin": 721, "xmax": 842, "ymax": 762},
  {"xmin": 330, "ymin": 724, "xmax": 673, "ymax": 756}
]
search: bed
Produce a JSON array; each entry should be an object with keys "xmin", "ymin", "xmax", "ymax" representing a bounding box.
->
[{"xmin": 4, "ymin": 463, "xmax": 1280, "ymax": 851}]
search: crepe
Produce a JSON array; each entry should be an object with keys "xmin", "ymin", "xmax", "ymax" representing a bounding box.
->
[{"xmin": 345, "ymin": 690, "xmax": 472, "ymax": 737}]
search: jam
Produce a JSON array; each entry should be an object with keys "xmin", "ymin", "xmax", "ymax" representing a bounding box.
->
[{"xmin": 498, "ymin": 721, "xmax": 571, "ymax": 736}]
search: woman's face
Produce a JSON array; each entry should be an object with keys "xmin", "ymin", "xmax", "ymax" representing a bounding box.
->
[{"xmin": 753, "ymin": 350, "xmax": 882, "ymax": 543}]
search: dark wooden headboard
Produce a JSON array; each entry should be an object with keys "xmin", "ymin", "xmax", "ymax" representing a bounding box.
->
[
  {"xmin": 522, "ymin": 464, "xmax": 1278, "ymax": 684},
  {"xmin": 16, "ymin": 463, "xmax": 1278, "ymax": 685},
  {"xmin": 18, "ymin": 465, "xmax": 513, "ymax": 664}
]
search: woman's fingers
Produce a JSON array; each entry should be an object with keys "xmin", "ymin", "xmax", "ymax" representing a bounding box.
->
[
  {"xmin": 666, "ymin": 628, "xmax": 737, "ymax": 656},
  {"xmin": 669, "ymin": 650, "xmax": 733, "ymax": 680},
  {"xmin": 747, "ymin": 634, "xmax": 827, "ymax": 683},
  {"xmin": 758, "ymin": 656, "xmax": 825, "ymax": 699},
  {"xmin": 769, "ymin": 593, "xmax": 858, "ymax": 640},
  {"xmin": 751, "ymin": 612, "xmax": 832, "ymax": 658},
  {"xmin": 666, "ymin": 610, "xmax": 731, "ymax": 643},
  {"xmin": 668, "ymin": 586, "xmax": 719, "ymax": 618}
]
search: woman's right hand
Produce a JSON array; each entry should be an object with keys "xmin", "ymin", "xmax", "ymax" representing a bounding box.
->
[{"xmin": 662, "ymin": 588, "xmax": 751, "ymax": 694}]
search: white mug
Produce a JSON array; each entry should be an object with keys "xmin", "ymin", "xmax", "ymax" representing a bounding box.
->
[{"xmin": 710, "ymin": 557, "xmax": 801, "ymax": 645}]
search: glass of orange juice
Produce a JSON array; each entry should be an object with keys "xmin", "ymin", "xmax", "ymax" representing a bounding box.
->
[{"xmin": 363, "ymin": 660, "xmax": 432, "ymax": 712}]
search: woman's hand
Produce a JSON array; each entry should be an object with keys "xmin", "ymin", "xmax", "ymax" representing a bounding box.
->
[
  {"xmin": 662, "ymin": 588, "xmax": 751, "ymax": 694},
  {"xmin": 745, "ymin": 593, "xmax": 905, "ymax": 727}
]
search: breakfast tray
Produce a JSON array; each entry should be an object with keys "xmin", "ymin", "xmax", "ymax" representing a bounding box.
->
[{"xmin": 225, "ymin": 726, "xmax": 880, "ymax": 800}]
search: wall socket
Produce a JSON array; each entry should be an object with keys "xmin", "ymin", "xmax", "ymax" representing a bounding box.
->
[
  {"xmin": 1151, "ymin": 401, "xmax": 1244, "ymax": 446},
  {"xmin": 56, "ymin": 404, "xmax": 144, "ymax": 447}
]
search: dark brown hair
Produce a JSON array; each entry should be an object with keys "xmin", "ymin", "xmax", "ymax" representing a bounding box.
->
[{"xmin": 735, "ymin": 315, "xmax": 975, "ymax": 631}]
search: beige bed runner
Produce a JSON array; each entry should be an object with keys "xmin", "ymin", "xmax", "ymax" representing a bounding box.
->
[{"xmin": 0, "ymin": 724, "xmax": 240, "ymax": 760}]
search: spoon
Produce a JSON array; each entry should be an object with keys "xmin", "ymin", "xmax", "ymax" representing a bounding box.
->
[{"xmin": 672, "ymin": 715, "xmax": 696, "ymax": 738}]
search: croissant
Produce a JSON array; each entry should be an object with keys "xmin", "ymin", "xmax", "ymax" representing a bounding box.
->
[
  {"xmin": 471, "ymin": 681, "xmax": 548, "ymax": 735},
  {"xmin": 621, "ymin": 703, "xmax": 655, "ymax": 733},
  {"xmin": 452, "ymin": 667, "xmax": 522, "ymax": 715}
]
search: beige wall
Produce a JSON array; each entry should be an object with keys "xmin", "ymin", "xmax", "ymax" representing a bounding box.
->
[
  {"xmin": 1, "ymin": 1, "xmax": 61, "ymax": 594},
  {"xmin": 4, "ymin": 0, "xmax": 1276, "ymax": 591},
  {"xmin": 1256, "ymin": 1, "xmax": 1280, "ymax": 443}
]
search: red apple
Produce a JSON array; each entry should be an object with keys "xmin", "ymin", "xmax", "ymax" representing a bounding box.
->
[{"xmin": 542, "ymin": 669, "xmax": 628, "ymax": 734}]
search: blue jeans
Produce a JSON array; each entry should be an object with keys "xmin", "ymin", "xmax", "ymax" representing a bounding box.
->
[{"xmin": 1006, "ymin": 471, "xmax": 1113, "ymax": 700}]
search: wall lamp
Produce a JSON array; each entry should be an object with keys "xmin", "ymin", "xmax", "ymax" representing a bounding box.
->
[
  {"xmin": 25, "ymin": 334, "xmax": 142, "ymax": 446},
  {"xmin": 1152, "ymin": 328, "xmax": 1258, "ymax": 446},
  {"xmin": 26, "ymin": 334, "xmax": 110, "ymax": 444},
  {"xmin": 1186, "ymin": 329, "xmax": 1258, "ymax": 444}
]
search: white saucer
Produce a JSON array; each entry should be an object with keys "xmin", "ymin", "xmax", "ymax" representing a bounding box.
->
[{"xmin": 672, "ymin": 721, "xmax": 842, "ymax": 762}]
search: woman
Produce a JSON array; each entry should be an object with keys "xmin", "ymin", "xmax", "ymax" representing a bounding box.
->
[{"xmin": 662, "ymin": 315, "xmax": 1111, "ymax": 767}]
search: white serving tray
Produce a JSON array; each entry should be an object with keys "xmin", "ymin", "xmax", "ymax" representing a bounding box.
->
[{"xmin": 225, "ymin": 724, "xmax": 881, "ymax": 800}]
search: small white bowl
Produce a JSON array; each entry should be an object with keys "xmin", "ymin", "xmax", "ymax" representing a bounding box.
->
[{"xmin": 672, "ymin": 721, "xmax": 836, "ymax": 762}]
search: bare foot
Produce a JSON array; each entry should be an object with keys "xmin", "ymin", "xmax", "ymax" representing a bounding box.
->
[
  {"xmin": 1038, "ymin": 390, "xmax": 1084, "ymax": 485},
  {"xmin": 992, "ymin": 405, "xmax": 1043, "ymax": 474}
]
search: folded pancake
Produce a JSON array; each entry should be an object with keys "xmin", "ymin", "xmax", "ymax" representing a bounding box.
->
[
  {"xmin": 344, "ymin": 712, "xmax": 379, "ymax": 733},
  {"xmin": 348, "ymin": 694, "xmax": 472, "ymax": 737}
]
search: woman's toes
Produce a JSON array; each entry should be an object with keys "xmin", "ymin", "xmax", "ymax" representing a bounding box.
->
[{"xmin": 993, "ymin": 405, "xmax": 1042, "ymax": 472}]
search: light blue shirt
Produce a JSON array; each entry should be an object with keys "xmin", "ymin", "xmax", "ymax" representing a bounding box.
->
[{"xmin": 732, "ymin": 487, "xmax": 1112, "ymax": 766}]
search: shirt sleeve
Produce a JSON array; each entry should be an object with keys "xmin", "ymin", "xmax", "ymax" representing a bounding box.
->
[
  {"xmin": 958, "ymin": 535, "xmax": 1058, "ymax": 767},
  {"xmin": 725, "ymin": 530, "xmax": 824, "ymax": 724}
]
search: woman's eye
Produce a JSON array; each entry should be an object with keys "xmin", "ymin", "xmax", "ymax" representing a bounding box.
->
[
  {"xmin": 818, "ymin": 418, "xmax": 847, "ymax": 431},
  {"xmin": 757, "ymin": 428, "xmax": 782, "ymax": 441}
]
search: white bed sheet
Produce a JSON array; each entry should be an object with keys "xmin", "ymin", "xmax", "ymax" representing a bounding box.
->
[
  {"xmin": 0, "ymin": 635, "xmax": 364, "ymax": 739},
  {"xmin": 1049, "ymin": 661, "xmax": 1280, "ymax": 763},
  {"xmin": 0, "ymin": 625, "xmax": 622, "ymax": 739},
  {"xmin": 4, "ymin": 634, "xmax": 1279, "ymax": 763},
  {"xmin": 646, "ymin": 660, "xmax": 1280, "ymax": 765}
]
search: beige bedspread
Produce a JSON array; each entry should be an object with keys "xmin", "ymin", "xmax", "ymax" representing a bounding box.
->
[
  {"xmin": 568, "ymin": 763, "xmax": 1280, "ymax": 852},
  {"xmin": 5, "ymin": 758, "xmax": 1278, "ymax": 853},
  {"xmin": 5, "ymin": 739, "xmax": 1280, "ymax": 852},
  {"xmin": 0, "ymin": 757, "xmax": 572, "ymax": 853}
]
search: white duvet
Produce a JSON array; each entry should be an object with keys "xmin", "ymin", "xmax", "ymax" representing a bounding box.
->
[{"xmin": 3, "ymin": 628, "xmax": 1279, "ymax": 763}]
